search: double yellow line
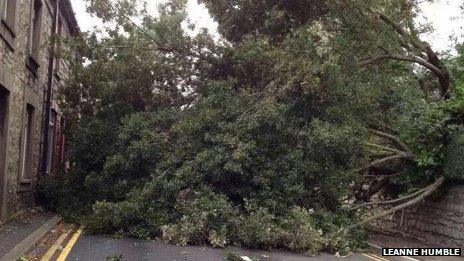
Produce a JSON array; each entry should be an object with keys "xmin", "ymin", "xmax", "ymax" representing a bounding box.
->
[{"xmin": 40, "ymin": 226, "xmax": 84, "ymax": 261}]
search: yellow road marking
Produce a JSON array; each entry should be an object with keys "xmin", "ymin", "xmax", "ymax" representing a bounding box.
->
[
  {"xmin": 369, "ymin": 253, "xmax": 390, "ymax": 261},
  {"xmin": 56, "ymin": 227, "xmax": 84, "ymax": 261},
  {"xmin": 40, "ymin": 229, "xmax": 73, "ymax": 261},
  {"xmin": 402, "ymin": 256, "xmax": 421, "ymax": 261},
  {"xmin": 362, "ymin": 253, "xmax": 389, "ymax": 261}
]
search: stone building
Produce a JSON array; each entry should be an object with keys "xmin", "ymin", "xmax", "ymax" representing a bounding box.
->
[{"xmin": 0, "ymin": 0, "xmax": 78, "ymax": 221}]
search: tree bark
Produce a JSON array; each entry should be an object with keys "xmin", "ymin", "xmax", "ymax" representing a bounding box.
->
[
  {"xmin": 375, "ymin": 12, "xmax": 451, "ymax": 97},
  {"xmin": 358, "ymin": 54, "xmax": 445, "ymax": 78},
  {"xmin": 357, "ymin": 155, "xmax": 403, "ymax": 172},
  {"xmin": 364, "ymin": 142, "xmax": 408, "ymax": 157},
  {"xmin": 350, "ymin": 182, "xmax": 432, "ymax": 211},
  {"xmin": 364, "ymin": 171, "xmax": 405, "ymax": 178},
  {"xmin": 371, "ymin": 130, "xmax": 414, "ymax": 159}
]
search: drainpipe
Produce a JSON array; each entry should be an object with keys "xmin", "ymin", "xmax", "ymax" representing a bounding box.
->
[{"xmin": 40, "ymin": 0, "xmax": 61, "ymax": 176}]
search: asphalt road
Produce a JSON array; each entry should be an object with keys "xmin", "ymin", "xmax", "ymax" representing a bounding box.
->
[{"xmin": 66, "ymin": 235, "xmax": 381, "ymax": 261}]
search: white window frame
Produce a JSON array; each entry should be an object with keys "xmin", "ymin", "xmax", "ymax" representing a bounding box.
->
[
  {"xmin": 20, "ymin": 105, "xmax": 34, "ymax": 181},
  {"xmin": 1, "ymin": 0, "xmax": 17, "ymax": 31},
  {"xmin": 27, "ymin": 0, "xmax": 43, "ymax": 59},
  {"xmin": 2, "ymin": 0, "xmax": 8, "ymax": 19},
  {"xmin": 46, "ymin": 110, "xmax": 56, "ymax": 174}
]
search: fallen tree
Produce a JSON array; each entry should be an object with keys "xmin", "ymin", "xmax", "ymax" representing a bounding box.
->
[
  {"xmin": 40, "ymin": 0, "xmax": 464, "ymax": 254},
  {"xmin": 343, "ymin": 3, "xmax": 462, "ymax": 226}
]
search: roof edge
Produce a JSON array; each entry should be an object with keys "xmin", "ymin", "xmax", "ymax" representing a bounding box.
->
[{"xmin": 60, "ymin": 0, "xmax": 80, "ymax": 37}]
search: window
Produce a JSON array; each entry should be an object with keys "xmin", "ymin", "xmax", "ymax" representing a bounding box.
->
[
  {"xmin": 0, "ymin": 0, "xmax": 17, "ymax": 49},
  {"xmin": 1, "ymin": 0, "xmax": 16, "ymax": 30},
  {"xmin": 46, "ymin": 110, "xmax": 56, "ymax": 174},
  {"xmin": 28, "ymin": 0, "xmax": 42, "ymax": 60},
  {"xmin": 20, "ymin": 105, "xmax": 34, "ymax": 180}
]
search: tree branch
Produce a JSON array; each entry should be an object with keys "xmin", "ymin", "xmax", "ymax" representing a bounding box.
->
[
  {"xmin": 350, "ymin": 182, "xmax": 431, "ymax": 211},
  {"xmin": 358, "ymin": 54, "xmax": 444, "ymax": 78},
  {"xmin": 376, "ymin": 12, "xmax": 428, "ymax": 53},
  {"xmin": 374, "ymin": 12, "xmax": 451, "ymax": 97},
  {"xmin": 357, "ymin": 155, "xmax": 403, "ymax": 172},
  {"xmin": 364, "ymin": 178, "xmax": 388, "ymax": 200},
  {"xmin": 366, "ymin": 149, "xmax": 396, "ymax": 157},
  {"xmin": 349, "ymin": 176, "xmax": 445, "ymax": 229},
  {"xmin": 364, "ymin": 142, "xmax": 408, "ymax": 157},
  {"xmin": 371, "ymin": 130, "xmax": 414, "ymax": 158},
  {"xmin": 123, "ymin": 15, "xmax": 215, "ymax": 63},
  {"xmin": 364, "ymin": 170, "xmax": 406, "ymax": 178}
]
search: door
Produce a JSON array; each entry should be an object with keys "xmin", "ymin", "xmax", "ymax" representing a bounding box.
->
[{"xmin": 0, "ymin": 86, "xmax": 9, "ymax": 219}]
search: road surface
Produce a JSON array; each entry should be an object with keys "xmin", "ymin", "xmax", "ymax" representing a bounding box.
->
[
  {"xmin": 65, "ymin": 234, "xmax": 381, "ymax": 261},
  {"xmin": 30, "ymin": 226, "xmax": 456, "ymax": 261}
]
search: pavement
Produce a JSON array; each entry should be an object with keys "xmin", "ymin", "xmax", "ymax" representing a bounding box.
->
[{"xmin": 0, "ymin": 209, "xmax": 54, "ymax": 257}]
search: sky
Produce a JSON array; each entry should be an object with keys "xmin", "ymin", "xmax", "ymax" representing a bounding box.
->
[
  {"xmin": 69, "ymin": 0, "xmax": 463, "ymax": 52},
  {"xmin": 70, "ymin": 0, "xmax": 219, "ymax": 37},
  {"xmin": 418, "ymin": 0, "xmax": 463, "ymax": 51}
]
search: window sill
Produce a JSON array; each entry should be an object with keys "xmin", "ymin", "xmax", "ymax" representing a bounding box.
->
[
  {"xmin": 26, "ymin": 56, "xmax": 40, "ymax": 75},
  {"xmin": 1, "ymin": 19, "xmax": 15, "ymax": 36},
  {"xmin": 20, "ymin": 179, "xmax": 33, "ymax": 185},
  {"xmin": 19, "ymin": 180, "xmax": 33, "ymax": 192},
  {"xmin": 0, "ymin": 19, "xmax": 16, "ymax": 50}
]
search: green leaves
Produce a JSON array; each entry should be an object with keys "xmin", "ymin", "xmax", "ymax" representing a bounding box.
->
[
  {"xmin": 47, "ymin": 0, "xmax": 464, "ymax": 253},
  {"xmin": 201, "ymin": 0, "xmax": 328, "ymax": 42}
]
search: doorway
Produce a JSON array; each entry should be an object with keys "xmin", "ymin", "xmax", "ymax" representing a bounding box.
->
[{"xmin": 0, "ymin": 86, "xmax": 9, "ymax": 219}]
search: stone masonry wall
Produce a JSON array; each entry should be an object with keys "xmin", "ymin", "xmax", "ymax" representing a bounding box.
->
[
  {"xmin": 1, "ymin": 0, "xmax": 51, "ymax": 218},
  {"xmin": 382, "ymin": 184, "xmax": 464, "ymax": 247},
  {"xmin": 0, "ymin": 0, "xmax": 75, "ymax": 220}
]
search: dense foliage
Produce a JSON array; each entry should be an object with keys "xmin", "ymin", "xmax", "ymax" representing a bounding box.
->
[{"xmin": 39, "ymin": 0, "xmax": 464, "ymax": 254}]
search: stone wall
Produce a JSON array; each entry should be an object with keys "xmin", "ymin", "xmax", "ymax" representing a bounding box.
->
[
  {"xmin": 0, "ymin": 0, "xmax": 77, "ymax": 220},
  {"xmin": 382, "ymin": 184, "xmax": 464, "ymax": 247}
]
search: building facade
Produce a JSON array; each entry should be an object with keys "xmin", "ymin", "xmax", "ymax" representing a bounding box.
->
[{"xmin": 0, "ymin": 0, "xmax": 78, "ymax": 221}]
